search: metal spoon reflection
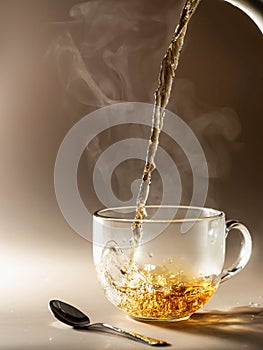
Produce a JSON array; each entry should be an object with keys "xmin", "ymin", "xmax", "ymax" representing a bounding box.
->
[{"xmin": 49, "ymin": 300, "xmax": 170, "ymax": 347}]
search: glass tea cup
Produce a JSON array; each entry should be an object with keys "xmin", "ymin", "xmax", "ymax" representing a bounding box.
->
[{"xmin": 93, "ymin": 205, "xmax": 252, "ymax": 321}]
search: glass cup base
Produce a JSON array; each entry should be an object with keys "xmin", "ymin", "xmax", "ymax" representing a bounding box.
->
[{"xmin": 131, "ymin": 315, "xmax": 191, "ymax": 322}]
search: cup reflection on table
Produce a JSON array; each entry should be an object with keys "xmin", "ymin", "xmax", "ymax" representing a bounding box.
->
[{"xmin": 93, "ymin": 206, "xmax": 252, "ymax": 321}]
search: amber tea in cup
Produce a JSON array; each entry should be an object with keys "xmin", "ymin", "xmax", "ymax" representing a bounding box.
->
[{"xmin": 93, "ymin": 206, "xmax": 252, "ymax": 321}]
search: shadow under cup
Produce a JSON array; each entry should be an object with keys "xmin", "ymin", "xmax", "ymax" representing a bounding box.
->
[{"xmin": 93, "ymin": 206, "xmax": 252, "ymax": 321}]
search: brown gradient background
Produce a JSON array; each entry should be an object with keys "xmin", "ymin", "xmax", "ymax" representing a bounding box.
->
[
  {"xmin": 1, "ymin": 0, "xmax": 262, "ymax": 251},
  {"xmin": 0, "ymin": 1, "xmax": 262, "ymax": 349}
]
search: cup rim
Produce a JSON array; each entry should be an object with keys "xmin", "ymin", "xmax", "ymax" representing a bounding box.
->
[{"xmin": 93, "ymin": 205, "xmax": 225, "ymax": 223}]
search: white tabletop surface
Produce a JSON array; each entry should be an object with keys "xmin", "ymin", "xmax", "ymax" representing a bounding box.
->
[{"xmin": 1, "ymin": 233, "xmax": 262, "ymax": 350}]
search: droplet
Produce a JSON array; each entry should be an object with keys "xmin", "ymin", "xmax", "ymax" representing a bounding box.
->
[
  {"xmin": 148, "ymin": 252, "xmax": 154, "ymax": 258},
  {"xmin": 249, "ymin": 301, "xmax": 259, "ymax": 307}
]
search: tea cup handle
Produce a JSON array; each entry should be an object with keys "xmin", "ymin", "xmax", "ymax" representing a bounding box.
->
[{"xmin": 220, "ymin": 220, "xmax": 252, "ymax": 283}]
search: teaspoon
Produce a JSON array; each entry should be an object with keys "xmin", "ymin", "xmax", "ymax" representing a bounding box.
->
[{"xmin": 49, "ymin": 300, "xmax": 170, "ymax": 347}]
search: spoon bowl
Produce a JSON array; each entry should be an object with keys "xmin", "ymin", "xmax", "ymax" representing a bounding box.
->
[{"xmin": 49, "ymin": 300, "xmax": 90, "ymax": 327}]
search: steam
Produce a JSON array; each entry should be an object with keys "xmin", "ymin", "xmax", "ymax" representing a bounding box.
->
[
  {"xmin": 48, "ymin": 0, "xmax": 242, "ymax": 209},
  {"xmin": 47, "ymin": 31, "xmax": 114, "ymax": 107},
  {"xmin": 191, "ymin": 106, "xmax": 241, "ymax": 178},
  {"xmin": 171, "ymin": 79, "xmax": 242, "ymax": 179},
  {"xmin": 47, "ymin": 0, "xmax": 180, "ymax": 108}
]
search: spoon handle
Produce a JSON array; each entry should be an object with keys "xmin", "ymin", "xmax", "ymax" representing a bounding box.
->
[{"xmin": 88, "ymin": 323, "xmax": 170, "ymax": 346}]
